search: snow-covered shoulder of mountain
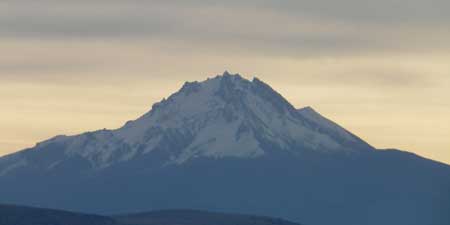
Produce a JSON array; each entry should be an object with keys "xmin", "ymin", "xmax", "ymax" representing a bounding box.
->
[
  {"xmin": 297, "ymin": 106, "xmax": 373, "ymax": 150},
  {"xmin": 0, "ymin": 72, "xmax": 374, "ymax": 175}
]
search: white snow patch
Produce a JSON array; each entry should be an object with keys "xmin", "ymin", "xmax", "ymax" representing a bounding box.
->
[{"xmin": 173, "ymin": 118, "xmax": 264, "ymax": 164}]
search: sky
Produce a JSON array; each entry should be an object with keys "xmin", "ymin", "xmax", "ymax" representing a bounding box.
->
[{"xmin": 1, "ymin": 0, "xmax": 449, "ymax": 164}]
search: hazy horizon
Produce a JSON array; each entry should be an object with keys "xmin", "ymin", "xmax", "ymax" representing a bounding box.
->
[{"xmin": 1, "ymin": 0, "xmax": 449, "ymax": 164}]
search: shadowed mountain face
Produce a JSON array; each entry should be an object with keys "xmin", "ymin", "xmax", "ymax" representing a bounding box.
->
[{"xmin": 0, "ymin": 72, "xmax": 449, "ymax": 225}]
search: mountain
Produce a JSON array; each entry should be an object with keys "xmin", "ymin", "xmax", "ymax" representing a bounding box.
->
[
  {"xmin": 1, "ymin": 72, "xmax": 449, "ymax": 225},
  {"xmin": 0, "ymin": 205, "xmax": 301, "ymax": 225},
  {"xmin": 0, "ymin": 72, "xmax": 372, "ymax": 171}
]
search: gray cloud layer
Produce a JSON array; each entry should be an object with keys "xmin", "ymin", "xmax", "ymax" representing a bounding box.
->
[
  {"xmin": 0, "ymin": 0, "xmax": 448, "ymax": 89},
  {"xmin": 1, "ymin": 0, "xmax": 449, "ymax": 55}
]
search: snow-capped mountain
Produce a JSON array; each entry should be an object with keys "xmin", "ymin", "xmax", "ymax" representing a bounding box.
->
[
  {"xmin": 0, "ymin": 72, "xmax": 372, "ymax": 173},
  {"xmin": 1, "ymin": 72, "xmax": 449, "ymax": 225}
]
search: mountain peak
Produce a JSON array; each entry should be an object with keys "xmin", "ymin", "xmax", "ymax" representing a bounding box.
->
[
  {"xmin": 221, "ymin": 70, "xmax": 242, "ymax": 78},
  {"xmin": 172, "ymin": 72, "xmax": 295, "ymax": 116},
  {"xmin": 177, "ymin": 71, "xmax": 248, "ymax": 97},
  {"xmin": 109, "ymin": 73, "xmax": 372, "ymax": 164}
]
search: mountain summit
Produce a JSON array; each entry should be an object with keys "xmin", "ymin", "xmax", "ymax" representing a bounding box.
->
[
  {"xmin": 1, "ymin": 72, "xmax": 449, "ymax": 225},
  {"xmin": 117, "ymin": 72, "xmax": 373, "ymax": 163}
]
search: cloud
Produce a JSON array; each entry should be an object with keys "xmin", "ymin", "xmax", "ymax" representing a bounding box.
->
[
  {"xmin": 313, "ymin": 68, "xmax": 431, "ymax": 87},
  {"xmin": 0, "ymin": 60, "xmax": 98, "ymax": 75},
  {"xmin": 0, "ymin": 0, "xmax": 448, "ymax": 89},
  {"xmin": 0, "ymin": 0, "xmax": 448, "ymax": 57}
]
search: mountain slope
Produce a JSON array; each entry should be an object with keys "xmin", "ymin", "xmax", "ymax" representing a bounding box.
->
[{"xmin": 0, "ymin": 72, "xmax": 449, "ymax": 225}]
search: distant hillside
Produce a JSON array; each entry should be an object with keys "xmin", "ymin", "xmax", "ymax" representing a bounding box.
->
[
  {"xmin": 0, "ymin": 205, "xmax": 302, "ymax": 225},
  {"xmin": 114, "ymin": 209, "xmax": 302, "ymax": 225},
  {"xmin": 0, "ymin": 204, "xmax": 116, "ymax": 225}
]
